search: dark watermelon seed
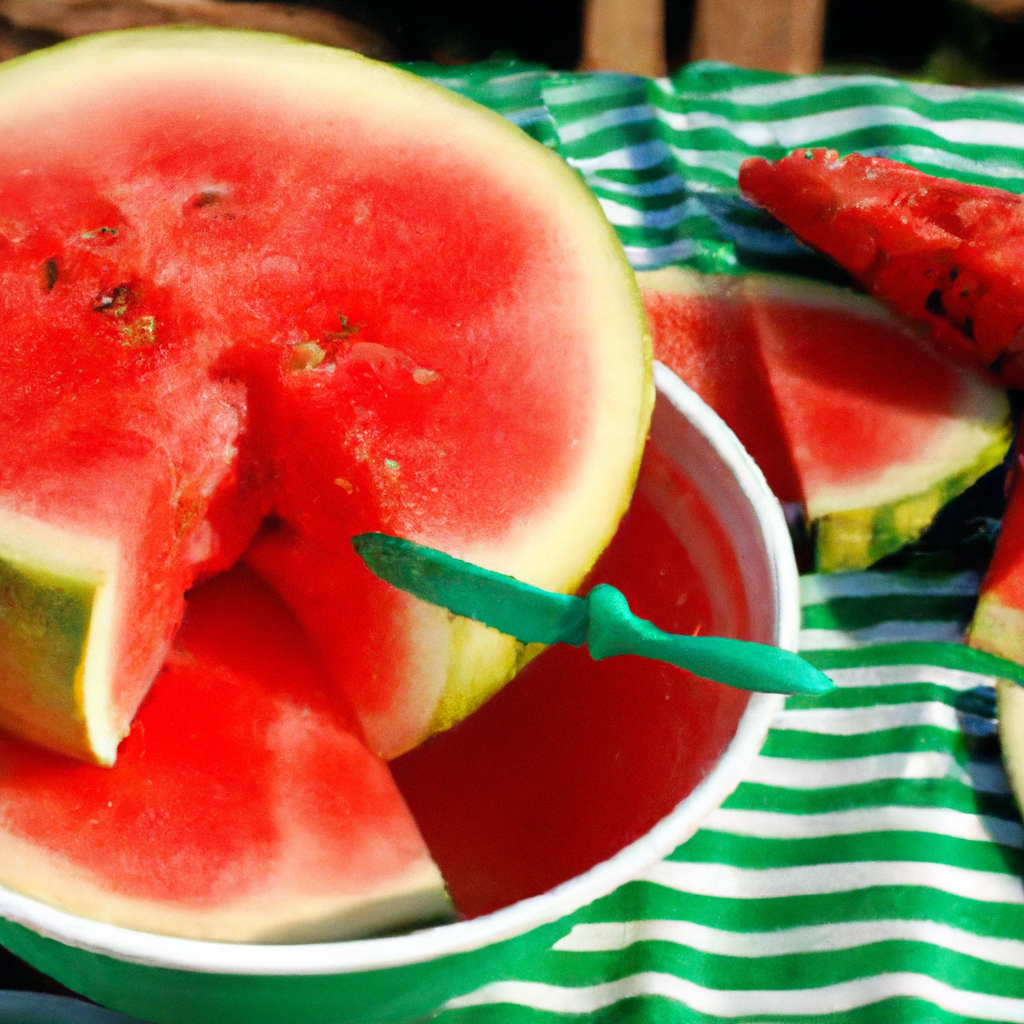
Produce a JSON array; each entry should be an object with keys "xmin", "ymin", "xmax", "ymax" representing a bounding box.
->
[
  {"xmin": 42, "ymin": 258, "xmax": 58, "ymax": 291},
  {"xmin": 962, "ymin": 317, "xmax": 975, "ymax": 341},
  {"xmin": 925, "ymin": 288, "xmax": 946, "ymax": 317},
  {"xmin": 949, "ymin": 266, "xmax": 959, "ymax": 282}
]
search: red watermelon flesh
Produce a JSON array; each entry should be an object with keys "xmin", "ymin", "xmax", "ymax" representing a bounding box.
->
[
  {"xmin": 0, "ymin": 565, "xmax": 451, "ymax": 942},
  {"xmin": 739, "ymin": 148, "xmax": 1024, "ymax": 387},
  {"xmin": 0, "ymin": 31, "xmax": 652, "ymax": 764},
  {"xmin": 392, "ymin": 444, "xmax": 751, "ymax": 917},
  {"xmin": 638, "ymin": 269, "xmax": 1011, "ymax": 571}
]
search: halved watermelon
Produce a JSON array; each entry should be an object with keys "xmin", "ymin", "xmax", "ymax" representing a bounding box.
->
[
  {"xmin": 739, "ymin": 148, "xmax": 1024, "ymax": 386},
  {"xmin": 0, "ymin": 29, "xmax": 652, "ymax": 764},
  {"xmin": 638, "ymin": 268, "xmax": 1011, "ymax": 571},
  {"xmin": 0, "ymin": 566, "xmax": 451, "ymax": 942}
]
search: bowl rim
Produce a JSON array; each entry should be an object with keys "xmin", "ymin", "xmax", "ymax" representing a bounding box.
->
[{"xmin": 0, "ymin": 362, "xmax": 799, "ymax": 977}]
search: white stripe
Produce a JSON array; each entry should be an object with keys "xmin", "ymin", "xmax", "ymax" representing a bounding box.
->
[
  {"xmin": 543, "ymin": 74, "xmax": 638, "ymax": 106},
  {"xmin": 669, "ymin": 146, "xmax": 746, "ymax": 178},
  {"xmin": 799, "ymin": 620, "xmax": 966, "ymax": 649},
  {"xmin": 597, "ymin": 194, "xmax": 706, "ymax": 230},
  {"xmin": 570, "ymin": 139, "xmax": 673, "ymax": 173},
  {"xmin": 623, "ymin": 239, "xmax": 706, "ymax": 269},
  {"xmin": 445, "ymin": 971, "xmax": 1024, "ymax": 1020},
  {"xmin": 586, "ymin": 172, "xmax": 686, "ymax": 197},
  {"xmin": 863, "ymin": 143, "xmax": 1024, "ymax": 181},
  {"xmin": 825, "ymin": 664, "xmax": 997, "ymax": 691},
  {"xmin": 745, "ymin": 751, "xmax": 1009, "ymax": 794},
  {"xmin": 704, "ymin": 804, "xmax": 1024, "ymax": 847},
  {"xmin": 557, "ymin": 103, "xmax": 655, "ymax": 144},
  {"xmin": 643, "ymin": 859, "xmax": 1024, "ymax": 904},
  {"xmin": 504, "ymin": 106, "xmax": 548, "ymax": 128},
  {"xmin": 660, "ymin": 104, "xmax": 1024, "ymax": 152},
  {"xmin": 800, "ymin": 570, "xmax": 980, "ymax": 604},
  {"xmin": 770, "ymin": 700, "xmax": 994, "ymax": 736},
  {"xmin": 554, "ymin": 918, "xmax": 1024, "ymax": 968},
  {"xmin": 597, "ymin": 196, "xmax": 809, "ymax": 257}
]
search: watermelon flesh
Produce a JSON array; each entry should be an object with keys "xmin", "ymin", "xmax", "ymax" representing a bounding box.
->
[
  {"xmin": 0, "ymin": 565, "xmax": 451, "ymax": 942},
  {"xmin": 0, "ymin": 29, "xmax": 652, "ymax": 764},
  {"xmin": 738, "ymin": 148, "xmax": 1024, "ymax": 387},
  {"xmin": 638, "ymin": 269, "xmax": 1011, "ymax": 571}
]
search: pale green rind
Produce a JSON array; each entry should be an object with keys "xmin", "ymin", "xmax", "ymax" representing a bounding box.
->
[
  {"xmin": 0, "ymin": 557, "xmax": 94, "ymax": 760},
  {"xmin": 814, "ymin": 423, "xmax": 1012, "ymax": 572}
]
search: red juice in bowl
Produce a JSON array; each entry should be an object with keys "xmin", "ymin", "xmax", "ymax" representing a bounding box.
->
[{"xmin": 392, "ymin": 439, "xmax": 755, "ymax": 918}]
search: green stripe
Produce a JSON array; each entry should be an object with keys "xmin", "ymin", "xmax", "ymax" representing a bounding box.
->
[
  {"xmin": 801, "ymin": 596, "xmax": 977, "ymax": 631},
  {"xmin": 761, "ymin": 724, "xmax": 997, "ymax": 760},
  {"xmin": 670, "ymin": 830, "xmax": 1024, "ymax": 876},
  {"xmin": 804, "ymin": 643, "xmax": 1024, "ymax": 686},
  {"xmin": 784, "ymin": 682, "xmax": 996, "ymax": 712},
  {"xmin": 587, "ymin": 881, "xmax": 1024, "ymax": 939}
]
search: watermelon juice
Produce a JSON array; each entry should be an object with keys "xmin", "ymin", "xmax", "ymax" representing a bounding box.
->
[{"xmin": 391, "ymin": 442, "xmax": 752, "ymax": 918}]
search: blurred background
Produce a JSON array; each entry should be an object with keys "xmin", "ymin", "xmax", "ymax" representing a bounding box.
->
[{"xmin": 5, "ymin": 0, "xmax": 1024, "ymax": 83}]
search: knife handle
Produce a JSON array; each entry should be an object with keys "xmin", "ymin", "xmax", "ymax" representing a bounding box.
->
[{"xmin": 584, "ymin": 584, "xmax": 833, "ymax": 696}]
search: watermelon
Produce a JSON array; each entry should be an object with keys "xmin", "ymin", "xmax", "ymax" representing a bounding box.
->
[
  {"xmin": 738, "ymin": 148, "xmax": 1024, "ymax": 387},
  {"xmin": 638, "ymin": 268, "xmax": 1011, "ymax": 572},
  {"xmin": 0, "ymin": 29, "xmax": 652, "ymax": 764},
  {"xmin": 0, "ymin": 565, "xmax": 451, "ymax": 942}
]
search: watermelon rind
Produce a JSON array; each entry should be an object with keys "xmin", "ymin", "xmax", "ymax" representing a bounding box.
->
[
  {"xmin": 637, "ymin": 267, "xmax": 1012, "ymax": 574},
  {"xmin": 0, "ymin": 28, "xmax": 652, "ymax": 763},
  {"xmin": 996, "ymin": 679, "xmax": 1024, "ymax": 819},
  {"xmin": 814, "ymin": 428, "xmax": 1010, "ymax": 572},
  {"xmin": 0, "ymin": 511, "xmax": 119, "ymax": 765}
]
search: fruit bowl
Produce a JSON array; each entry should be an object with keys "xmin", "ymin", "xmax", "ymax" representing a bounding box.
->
[{"xmin": 0, "ymin": 364, "xmax": 799, "ymax": 1024}]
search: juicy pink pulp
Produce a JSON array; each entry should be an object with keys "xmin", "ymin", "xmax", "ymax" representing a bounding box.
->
[
  {"xmin": 0, "ymin": 69, "xmax": 597, "ymax": 755},
  {"xmin": 641, "ymin": 281, "xmax": 961, "ymax": 505},
  {"xmin": 0, "ymin": 568, "xmax": 432, "ymax": 908}
]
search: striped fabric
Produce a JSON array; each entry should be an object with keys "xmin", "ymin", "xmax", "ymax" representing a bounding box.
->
[{"xmin": 407, "ymin": 61, "xmax": 1024, "ymax": 1022}]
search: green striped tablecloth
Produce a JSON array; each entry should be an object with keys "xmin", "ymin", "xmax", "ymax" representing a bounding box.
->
[{"xmin": 406, "ymin": 61, "xmax": 1024, "ymax": 1022}]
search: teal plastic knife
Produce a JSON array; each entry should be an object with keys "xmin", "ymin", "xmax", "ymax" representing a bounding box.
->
[{"xmin": 352, "ymin": 532, "xmax": 833, "ymax": 696}]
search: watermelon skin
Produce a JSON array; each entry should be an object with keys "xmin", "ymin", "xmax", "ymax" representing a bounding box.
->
[
  {"xmin": 0, "ymin": 29, "xmax": 652, "ymax": 763},
  {"xmin": 739, "ymin": 148, "xmax": 1024, "ymax": 387},
  {"xmin": 638, "ymin": 268, "xmax": 1012, "ymax": 572},
  {"xmin": 0, "ymin": 566, "xmax": 452, "ymax": 942}
]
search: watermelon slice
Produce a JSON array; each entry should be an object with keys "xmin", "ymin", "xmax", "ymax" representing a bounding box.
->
[
  {"xmin": 968, "ymin": 440, "xmax": 1024, "ymax": 815},
  {"xmin": 0, "ymin": 566, "xmax": 451, "ymax": 942},
  {"xmin": 738, "ymin": 148, "xmax": 1024, "ymax": 387},
  {"xmin": 638, "ymin": 268, "xmax": 1011, "ymax": 571},
  {"xmin": 0, "ymin": 29, "xmax": 652, "ymax": 764}
]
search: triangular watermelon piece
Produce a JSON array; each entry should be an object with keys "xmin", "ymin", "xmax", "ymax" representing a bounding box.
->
[
  {"xmin": 639, "ymin": 268, "xmax": 1011, "ymax": 571},
  {"xmin": 0, "ymin": 566, "xmax": 452, "ymax": 942},
  {"xmin": 739, "ymin": 147, "xmax": 1024, "ymax": 386}
]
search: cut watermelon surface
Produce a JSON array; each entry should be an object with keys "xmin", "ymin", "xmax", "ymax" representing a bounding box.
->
[
  {"xmin": 0, "ymin": 29, "xmax": 652, "ymax": 764},
  {"xmin": 739, "ymin": 148, "xmax": 1024, "ymax": 387},
  {"xmin": 638, "ymin": 268, "xmax": 1011, "ymax": 571},
  {"xmin": 0, "ymin": 566, "xmax": 451, "ymax": 942}
]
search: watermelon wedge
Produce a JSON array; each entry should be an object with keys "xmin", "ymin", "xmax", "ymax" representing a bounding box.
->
[
  {"xmin": 739, "ymin": 148, "xmax": 1024, "ymax": 387},
  {"xmin": 0, "ymin": 566, "xmax": 451, "ymax": 942},
  {"xmin": 0, "ymin": 29, "xmax": 652, "ymax": 764},
  {"xmin": 638, "ymin": 268, "xmax": 1011, "ymax": 571}
]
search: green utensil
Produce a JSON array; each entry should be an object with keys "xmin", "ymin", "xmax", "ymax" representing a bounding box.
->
[{"xmin": 352, "ymin": 532, "xmax": 833, "ymax": 696}]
